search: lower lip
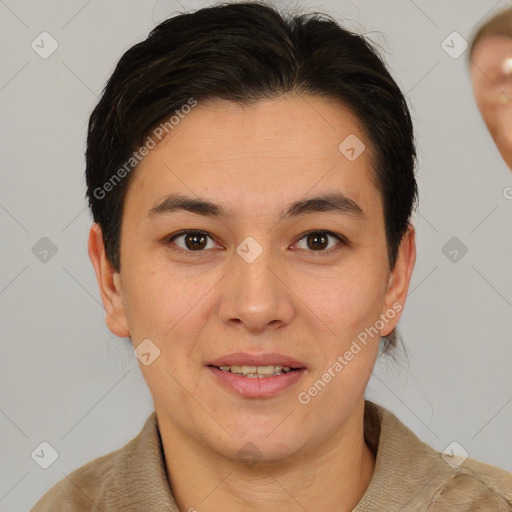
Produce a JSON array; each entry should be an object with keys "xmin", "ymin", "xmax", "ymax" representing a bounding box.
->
[{"xmin": 207, "ymin": 366, "xmax": 306, "ymax": 398}]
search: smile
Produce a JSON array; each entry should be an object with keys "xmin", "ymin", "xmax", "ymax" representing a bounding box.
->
[
  {"xmin": 216, "ymin": 365, "xmax": 294, "ymax": 378},
  {"xmin": 207, "ymin": 365, "xmax": 306, "ymax": 398}
]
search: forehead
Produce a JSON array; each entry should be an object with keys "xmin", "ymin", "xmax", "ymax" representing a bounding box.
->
[{"xmin": 126, "ymin": 95, "xmax": 381, "ymax": 216}]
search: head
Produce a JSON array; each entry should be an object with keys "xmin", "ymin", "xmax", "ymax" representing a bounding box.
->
[
  {"xmin": 469, "ymin": 8, "xmax": 512, "ymax": 170},
  {"xmin": 87, "ymin": 1, "xmax": 417, "ymax": 463}
]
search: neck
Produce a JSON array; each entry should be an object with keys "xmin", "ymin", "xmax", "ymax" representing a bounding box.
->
[{"xmin": 158, "ymin": 400, "xmax": 376, "ymax": 512}]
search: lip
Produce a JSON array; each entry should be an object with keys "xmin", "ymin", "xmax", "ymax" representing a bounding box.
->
[
  {"xmin": 207, "ymin": 366, "xmax": 307, "ymax": 398},
  {"xmin": 206, "ymin": 352, "xmax": 307, "ymax": 399},
  {"xmin": 206, "ymin": 352, "xmax": 306, "ymax": 369}
]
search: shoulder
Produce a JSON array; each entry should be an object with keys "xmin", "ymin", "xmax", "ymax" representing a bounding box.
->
[
  {"xmin": 433, "ymin": 456, "xmax": 512, "ymax": 510},
  {"xmin": 358, "ymin": 401, "xmax": 512, "ymax": 511},
  {"xmin": 29, "ymin": 445, "xmax": 122, "ymax": 511},
  {"xmin": 30, "ymin": 412, "xmax": 160, "ymax": 511}
]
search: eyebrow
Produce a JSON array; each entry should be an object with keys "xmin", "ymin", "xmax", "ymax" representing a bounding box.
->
[{"xmin": 147, "ymin": 192, "xmax": 364, "ymax": 220}]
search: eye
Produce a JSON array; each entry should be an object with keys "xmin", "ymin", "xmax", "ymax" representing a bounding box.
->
[
  {"xmin": 292, "ymin": 230, "xmax": 346, "ymax": 254},
  {"xmin": 165, "ymin": 229, "xmax": 347, "ymax": 256},
  {"xmin": 166, "ymin": 230, "xmax": 221, "ymax": 254}
]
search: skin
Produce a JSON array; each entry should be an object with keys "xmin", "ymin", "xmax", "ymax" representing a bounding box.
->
[
  {"xmin": 470, "ymin": 35, "xmax": 512, "ymax": 170},
  {"xmin": 88, "ymin": 95, "xmax": 416, "ymax": 512}
]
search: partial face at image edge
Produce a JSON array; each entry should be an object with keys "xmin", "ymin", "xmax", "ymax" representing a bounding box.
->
[{"xmin": 470, "ymin": 35, "xmax": 512, "ymax": 170}]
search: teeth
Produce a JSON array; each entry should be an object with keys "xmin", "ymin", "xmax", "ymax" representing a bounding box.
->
[
  {"xmin": 217, "ymin": 364, "xmax": 294, "ymax": 377},
  {"xmin": 257, "ymin": 365, "xmax": 280, "ymax": 375}
]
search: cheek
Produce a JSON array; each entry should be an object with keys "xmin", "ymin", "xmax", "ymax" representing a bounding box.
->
[
  {"xmin": 123, "ymin": 263, "xmax": 230, "ymax": 377},
  {"xmin": 121, "ymin": 263, "xmax": 199, "ymax": 343},
  {"xmin": 124, "ymin": 266, "xmax": 208, "ymax": 400},
  {"xmin": 291, "ymin": 264, "xmax": 387, "ymax": 339}
]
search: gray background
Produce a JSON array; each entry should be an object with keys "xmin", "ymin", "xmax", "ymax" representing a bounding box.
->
[{"xmin": 1, "ymin": 0, "xmax": 511, "ymax": 509}]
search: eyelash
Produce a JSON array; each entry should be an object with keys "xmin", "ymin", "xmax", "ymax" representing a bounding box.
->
[{"xmin": 165, "ymin": 229, "xmax": 347, "ymax": 256}]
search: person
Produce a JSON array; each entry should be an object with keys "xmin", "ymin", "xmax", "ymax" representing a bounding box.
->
[
  {"xmin": 30, "ymin": 1, "xmax": 512, "ymax": 510},
  {"xmin": 469, "ymin": 7, "xmax": 512, "ymax": 170}
]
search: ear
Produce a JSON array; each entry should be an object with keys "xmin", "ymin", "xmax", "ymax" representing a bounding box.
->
[
  {"xmin": 88, "ymin": 223, "xmax": 130, "ymax": 338},
  {"xmin": 380, "ymin": 224, "xmax": 416, "ymax": 336}
]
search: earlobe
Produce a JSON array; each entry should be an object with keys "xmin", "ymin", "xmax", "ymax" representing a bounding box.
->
[{"xmin": 87, "ymin": 223, "xmax": 130, "ymax": 338}]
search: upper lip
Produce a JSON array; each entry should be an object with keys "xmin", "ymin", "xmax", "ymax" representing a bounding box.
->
[{"xmin": 207, "ymin": 352, "xmax": 306, "ymax": 369}]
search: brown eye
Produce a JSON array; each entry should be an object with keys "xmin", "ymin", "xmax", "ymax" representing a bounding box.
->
[
  {"xmin": 167, "ymin": 231, "xmax": 218, "ymax": 252},
  {"xmin": 183, "ymin": 232, "xmax": 208, "ymax": 250},
  {"xmin": 307, "ymin": 232, "xmax": 329, "ymax": 250},
  {"xmin": 294, "ymin": 231, "xmax": 345, "ymax": 253}
]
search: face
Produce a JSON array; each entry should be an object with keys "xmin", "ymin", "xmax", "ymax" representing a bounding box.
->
[
  {"xmin": 89, "ymin": 95, "xmax": 415, "ymax": 464},
  {"xmin": 470, "ymin": 35, "xmax": 512, "ymax": 169}
]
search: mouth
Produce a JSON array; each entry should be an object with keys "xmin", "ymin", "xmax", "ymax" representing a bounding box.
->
[
  {"xmin": 205, "ymin": 353, "xmax": 307, "ymax": 398},
  {"xmin": 208, "ymin": 364, "xmax": 300, "ymax": 378}
]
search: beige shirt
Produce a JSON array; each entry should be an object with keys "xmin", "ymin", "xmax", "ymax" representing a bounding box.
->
[{"xmin": 30, "ymin": 401, "xmax": 512, "ymax": 511}]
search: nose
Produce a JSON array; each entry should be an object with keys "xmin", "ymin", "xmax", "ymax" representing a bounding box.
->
[{"xmin": 218, "ymin": 243, "xmax": 296, "ymax": 334}]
